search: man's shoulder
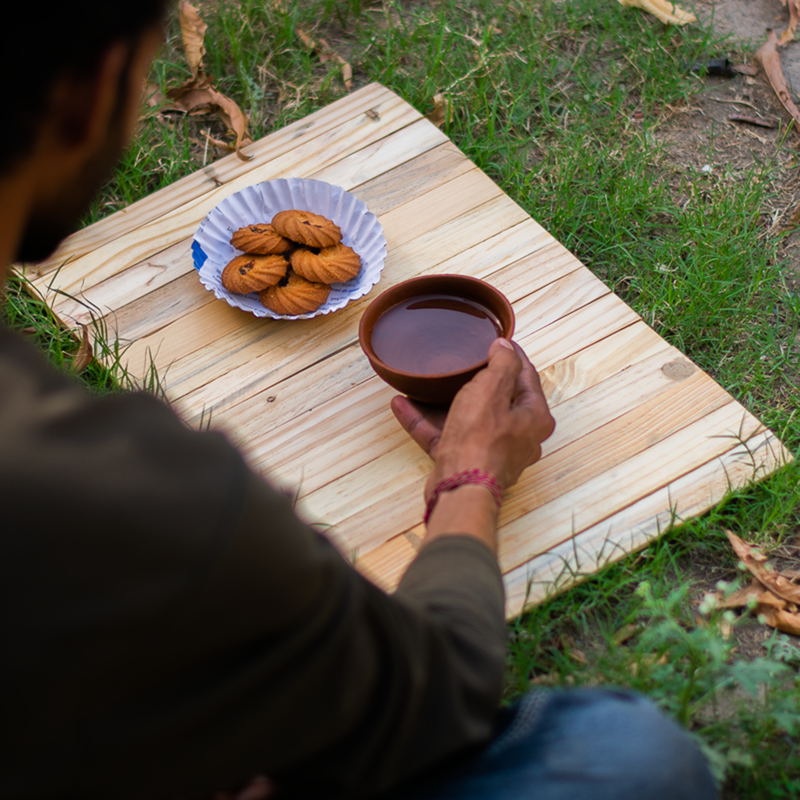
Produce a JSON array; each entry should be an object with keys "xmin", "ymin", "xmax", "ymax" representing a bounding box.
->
[{"xmin": 0, "ymin": 322, "xmax": 251, "ymax": 544}]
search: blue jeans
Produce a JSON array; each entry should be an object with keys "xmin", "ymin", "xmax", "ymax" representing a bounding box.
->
[{"xmin": 384, "ymin": 689, "xmax": 717, "ymax": 799}]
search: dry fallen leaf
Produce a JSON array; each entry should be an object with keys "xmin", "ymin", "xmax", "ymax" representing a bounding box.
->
[
  {"xmin": 296, "ymin": 28, "xmax": 353, "ymax": 92},
  {"xmin": 201, "ymin": 130, "xmax": 235, "ymax": 153},
  {"xmin": 342, "ymin": 62, "xmax": 353, "ymax": 93},
  {"xmin": 72, "ymin": 326, "xmax": 93, "ymax": 374},
  {"xmin": 728, "ymin": 114, "xmax": 776, "ymax": 128},
  {"xmin": 143, "ymin": 82, "xmax": 164, "ymax": 108},
  {"xmin": 757, "ymin": 589, "xmax": 793, "ymax": 610},
  {"xmin": 733, "ymin": 64, "xmax": 759, "ymax": 76},
  {"xmin": 617, "ymin": 0, "xmax": 696, "ymax": 25},
  {"xmin": 178, "ymin": 1, "xmax": 207, "ymax": 80},
  {"xmin": 713, "ymin": 533, "xmax": 800, "ymax": 637},
  {"xmin": 778, "ymin": 0, "xmax": 800, "ymax": 45},
  {"xmin": 141, "ymin": 82, "xmax": 168, "ymax": 126},
  {"xmin": 161, "ymin": 3, "xmax": 253, "ymax": 161},
  {"xmin": 566, "ymin": 646, "xmax": 588, "ymax": 664},
  {"xmin": 426, "ymin": 94, "xmax": 449, "ymax": 127},
  {"xmin": 554, "ymin": 634, "xmax": 589, "ymax": 665},
  {"xmin": 756, "ymin": 30, "xmax": 800, "ymax": 133},
  {"xmin": 756, "ymin": 604, "xmax": 800, "ymax": 636},
  {"xmin": 726, "ymin": 531, "xmax": 800, "ymax": 605},
  {"xmin": 166, "ymin": 81, "xmax": 253, "ymax": 161},
  {"xmin": 716, "ymin": 579, "xmax": 764, "ymax": 609},
  {"xmin": 612, "ymin": 623, "xmax": 639, "ymax": 645},
  {"xmin": 316, "ymin": 37, "xmax": 336, "ymax": 63},
  {"xmin": 296, "ymin": 28, "xmax": 317, "ymax": 52}
]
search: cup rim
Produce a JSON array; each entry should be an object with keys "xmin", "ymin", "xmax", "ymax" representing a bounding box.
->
[{"xmin": 358, "ymin": 274, "xmax": 515, "ymax": 380}]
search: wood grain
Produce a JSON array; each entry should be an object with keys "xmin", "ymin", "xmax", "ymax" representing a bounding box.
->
[
  {"xmin": 67, "ymin": 141, "xmax": 476, "ymax": 344},
  {"xmin": 236, "ymin": 272, "xmax": 633, "ymax": 496},
  {"xmin": 176, "ymin": 227, "xmax": 571, "ymax": 424},
  {"xmin": 503, "ymin": 429, "xmax": 788, "ymax": 617},
  {"xmin": 26, "ymin": 82, "xmax": 790, "ymax": 610},
  {"xmin": 121, "ymin": 178, "xmax": 524, "ymax": 393},
  {"xmin": 293, "ymin": 368, "xmax": 736, "ymax": 557},
  {"xmin": 33, "ymin": 106, "xmax": 438, "ymax": 314},
  {"xmin": 24, "ymin": 84, "xmax": 402, "ymax": 278}
]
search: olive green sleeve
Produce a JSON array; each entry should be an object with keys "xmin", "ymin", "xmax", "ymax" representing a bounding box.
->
[{"xmin": 0, "ymin": 325, "xmax": 506, "ymax": 800}]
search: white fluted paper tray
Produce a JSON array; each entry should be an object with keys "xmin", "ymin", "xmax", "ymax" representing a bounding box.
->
[{"xmin": 192, "ymin": 178, "xmax": 387, "ymax": 320}]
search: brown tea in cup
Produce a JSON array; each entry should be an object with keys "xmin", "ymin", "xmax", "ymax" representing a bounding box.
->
[
  {"xmin": 358, "ymin": 274, "xmax": 515, "ymax": 405},
  {"xmin": 370, "ymin": 294, "xmax": 502, "ymax": 375}
]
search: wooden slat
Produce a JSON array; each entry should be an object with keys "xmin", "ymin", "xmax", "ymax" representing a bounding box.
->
[
  {"xmin": 237, "ymin": 269, "xmax": 618, "ymax": 489},
  {"xmin": 539, "ymin": 321, "xmax": 669, "ymax": 406},
  {"xmin": 223, "ymin": 316, "xmax": 662, "ymax": 489},
  {"xmin": 358, "ymin": 526, "xmax": 422, "ymax": 590},
  {"xmin": 355, "ymin": 533, "xmax": 418, "ymax": 592},
  {"xmin": 26, "ymin": 83, "xmax": 399, "ymax": 278},
  {"xmin": 298, "ymin": 324, "xmax": 675, "ymax": 564},
  {"xmin": 124, "ymin": 181, "xmax": 526, "ymax": 394},
  {"xmin": 356, "ymin": 430, "xmax": 788, "ymax": 606},
  {"xmin": 278, "ymin": 287, "xmax": 640, "ymax": 498},
  {"xmin": 349, "ymin": 141, "xmax": 475, "ymax": 216},
  {"xmin": 525, "ymin": 293, "xmax": 641, "ymax": 369},
  {"xmin": 48, "ymin": 126, "xmax": 460, "ymax": 332},
  {"xmin": 25, "ymin": 82, "xmax": 790, "ymax": 614},
  {"xmin": 289, "ymin": 329, "xmax": 734, "ymax": 556},
  {"xmin": 38, "ymin": 108, "xmax": 442, "ymax": 315},
  {"xmin": 541, "ymin": 349, "xmax": 698, "ymax": 456},
  {"xmin": 177, "ymin": 227, "xmax": 570, "ymax": 424},
  {"xmin": 497, "ymin": 399, "xmax": 761, "ymax": 572},
  {"xmin": 503, "ymin": 429, "xmax": 788, "ymax": 617}
]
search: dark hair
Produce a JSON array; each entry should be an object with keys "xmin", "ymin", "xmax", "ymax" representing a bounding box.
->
[{"xmin": 2, "ymin": 2, "xmax": 168, "ymax": 175}]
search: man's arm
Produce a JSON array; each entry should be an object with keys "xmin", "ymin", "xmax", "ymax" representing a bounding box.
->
[
  {"xmin": 1, "ymin": 329, "xmax": 552, "ymax": 800},
  {"xmin": 393, "ymin": 338, "xmax": 555, "ymax": 554}
]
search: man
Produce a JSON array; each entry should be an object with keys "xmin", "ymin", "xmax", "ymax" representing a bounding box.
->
[{"xmin": 1, "ymin": 4, "xmax": 717, "ymax": 799}]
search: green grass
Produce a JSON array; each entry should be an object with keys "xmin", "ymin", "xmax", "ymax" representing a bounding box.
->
[{"xmin": 5, "ymin": 0, "xmax": 800, "ymax": 795}]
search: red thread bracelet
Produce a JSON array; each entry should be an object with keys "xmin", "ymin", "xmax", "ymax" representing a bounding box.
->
[{"xmin": 424, "ymin": 469, "xmax": 504, "ymax": 525}]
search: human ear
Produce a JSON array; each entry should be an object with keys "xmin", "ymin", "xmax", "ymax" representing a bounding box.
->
[
  {"xmin": 42, "ymin": 25, "xmax": 162, "ymax": 167},
  {"xmin": 46, "ymin": 43, "xmax": 131, "ymax": 160}
]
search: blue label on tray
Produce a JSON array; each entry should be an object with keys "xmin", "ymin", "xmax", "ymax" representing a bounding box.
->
[{"xmin": 192, "ymin": 240, "xmax": 208, "ymax": 271}]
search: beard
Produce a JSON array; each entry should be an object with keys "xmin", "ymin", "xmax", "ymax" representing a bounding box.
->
[{"xmin": 14, "ymin": 79, "xmax": 130, "ymax": 265}]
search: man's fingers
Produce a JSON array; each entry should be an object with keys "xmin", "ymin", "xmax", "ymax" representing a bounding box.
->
[
  {"xmin": 509, "ymin": 341, "xmax": 543, "ymax": 404},
  {"xmin": 390, "ymin": 395, "xmax": 443, "ymax": 458},
  {"xmin": 487, "ymin": 338, "xmax": 521, "ymax": 374},
  {"xmin": 481, "ymin": 338, "xmax": 522, "ymax": 397},
  {"xmin": 507, "ymin": 341, "xmax": 556, "ymax": 442}
]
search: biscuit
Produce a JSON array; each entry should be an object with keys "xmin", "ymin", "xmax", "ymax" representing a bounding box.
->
[
  {"xmin": 271, "ymin": 209, "xmax": 343, "ymax": 249},
  {"xmin": 291, "ymin": 243, "xmax": 362, "ymax": 285},
  {"xmin": 230, "ymin": 224, "xmax": 293, "ymax": 255},
  {"xmin": 259, "ymin": 271, "xmax": 331, "ymax": 316},
  {"xmin": 221, "ymin": 254, "xmax": 288, "ymax": 294}
]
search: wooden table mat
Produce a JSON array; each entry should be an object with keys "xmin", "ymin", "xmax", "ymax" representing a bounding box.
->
[{"xmin": 24, "ymin": 83, "xmax": 791, "ymax": 618}]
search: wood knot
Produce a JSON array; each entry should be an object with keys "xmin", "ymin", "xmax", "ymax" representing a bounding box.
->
[{"xmin": 661, "ymin": 359, "xmax": 696, "ymax": 381}]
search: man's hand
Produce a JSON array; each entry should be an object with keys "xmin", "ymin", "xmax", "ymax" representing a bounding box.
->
[{"xmin": 391, "ymin": 338, "xmax": 555, "ymax": 500}]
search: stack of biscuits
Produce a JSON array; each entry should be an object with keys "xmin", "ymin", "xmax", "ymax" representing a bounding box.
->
[{"xmin": 221, "ymin": 209, "xmax": 363, "ymax": 316}]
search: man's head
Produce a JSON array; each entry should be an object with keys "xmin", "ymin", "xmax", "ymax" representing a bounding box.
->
[{"xmin": 4, "ymin": 4, "xmax": 168, "ymax": 264}]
